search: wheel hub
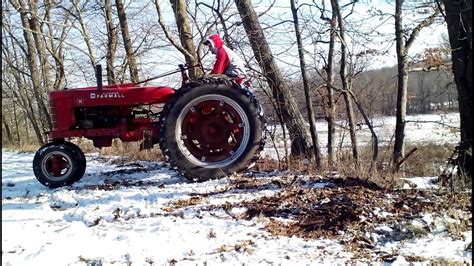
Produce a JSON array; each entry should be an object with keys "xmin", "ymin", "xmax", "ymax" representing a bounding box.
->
[
  {"xmin": 198, "ymin": 116, "xmax": 230, "ymax": 146},
  {"xmin": 43, "ymin": 152, "xmax": 71, "ymax": 178},
  {"xmin": 180, "ymin": 99, "xmax": 245, "ymax": 163}
]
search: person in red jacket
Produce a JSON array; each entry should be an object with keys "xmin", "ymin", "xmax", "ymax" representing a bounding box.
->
[{"xmin": 203, "ymin": 34, "xmax": 247, "ymax": 83}]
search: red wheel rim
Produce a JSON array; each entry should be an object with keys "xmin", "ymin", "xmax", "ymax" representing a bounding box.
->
[{"xmin": 180, "ymin": 100, "xmax": 245, "ymax": 162}]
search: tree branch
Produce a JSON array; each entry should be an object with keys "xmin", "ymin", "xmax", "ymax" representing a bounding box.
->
[
  {"xmin": 406, "ymin": 8, "xmax": 441, "ymax": 50},
  {"xmin": 153, "ymin": 0, "xmax": 193, "ymax": 59}
]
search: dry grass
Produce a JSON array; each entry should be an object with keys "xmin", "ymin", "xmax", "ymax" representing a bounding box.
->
[
  {"xmin": 72, "ymin": 138, "xmax": 164, "ymax": 163},
  {"xmin": 2, "ymin": 142, "xmax": 41, "ymax": 153},
  {"xmin": 3, "ymin": 136, "xmax": 463, "ymax": 190},
  {"xmin": 2, "ymin": 138, "xmax": 163, "ymax": 164},
  {"xmin": 255, "ymin": 143, "xmax": 458, "ymax": 189},
  {"xmin": 2, "ymin": 138, "xmax": 164, "ymax": 162},
  {"xmin": 402, "ymin": 143, "xmax": 456, "ymax": 176},
  {"xmin": 164, "ymin": 196, "xmax": 204, "ymax": 212}
]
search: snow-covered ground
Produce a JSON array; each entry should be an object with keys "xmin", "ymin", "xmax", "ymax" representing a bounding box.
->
[
  {"xmin": 2, "ymin": 151, "xmax": 347, "ymax": 265},
  {"xmin": 2, "ymin": 113, "xmax": 471, "ymax": 265}
]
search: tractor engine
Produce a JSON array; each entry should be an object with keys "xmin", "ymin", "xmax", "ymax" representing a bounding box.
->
[{"xmin": 74, "ymin": 106, "xmax": 129, "ymax": 129}]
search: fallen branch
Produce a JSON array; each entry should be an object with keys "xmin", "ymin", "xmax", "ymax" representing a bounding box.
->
[{"xmin": 396, "ymin": 147, "xmax": 418, "ymax": 169}]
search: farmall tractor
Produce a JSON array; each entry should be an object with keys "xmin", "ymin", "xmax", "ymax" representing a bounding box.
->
[{"xmin": 33, "ymin": 65, "xmax": 265, "ymax": 188}]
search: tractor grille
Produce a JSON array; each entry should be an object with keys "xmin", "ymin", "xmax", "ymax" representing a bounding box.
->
[{"xmin": 49, "ymin": 98, "xmax": 58, "ymax": 130}]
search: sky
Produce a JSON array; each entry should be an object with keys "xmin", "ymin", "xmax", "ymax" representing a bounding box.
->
[
  {"xmin": 252, "ymin": 0, "xmax": 448, "ymax": 70},
  {"xmin": 143, "ymin": 0, "xmax": 449, "ymax": 87},
  {"xmin": 2, "ymin": 0, "xmax": 449, "ymax": 88}
]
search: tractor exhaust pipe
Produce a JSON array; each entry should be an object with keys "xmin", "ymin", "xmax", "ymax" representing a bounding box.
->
[{"xmin": 95, "ymin": 64, "xmax": 103, "ymax": 91}]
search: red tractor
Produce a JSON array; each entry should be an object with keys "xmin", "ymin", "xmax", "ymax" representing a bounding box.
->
[{"xmin": 33, "ymin": 65, "xmax": 265, "ymax": 188}]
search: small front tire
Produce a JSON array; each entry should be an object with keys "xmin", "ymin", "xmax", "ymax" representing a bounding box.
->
[{"xmin": 33, "ymin": 142, "xmax": 85, "ymax": 188}]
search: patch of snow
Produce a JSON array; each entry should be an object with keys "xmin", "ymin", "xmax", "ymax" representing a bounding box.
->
[
  {"xmin": 422, "ymin": 213, "xmax": 434, "ymax": 225},
  {"xmin": 230, "ymin": 207, "xmax": 248, "ymax": 216},
  {"xmin": 375, "ymin": 225, "xmax": 394, "ymax": 233},
  {"xmin": 402, "ymin": 176, "xmax": 439, "ymax": 189},
  {"xmin": 411, "ymin": 219, "xmax": 425, "ymax": 228},
  {"xmin": 309, "ymin": 182, "xmax": 332, "ymax": 189},
  {"xmin": 320, "ymin": 198, "xmax": 331, "ymax": 204},
  {"xmin": 392, "ymin": 231, "xmax": 472, "ymax": 263}
]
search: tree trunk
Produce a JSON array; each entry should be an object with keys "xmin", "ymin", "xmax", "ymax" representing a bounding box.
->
[
  {"xmin": 347, "ymin": 90, "xmax": 379, "ymax": 171},
  {"xmin": 27, "ymin": 0, "xmax": 54, "ymax": 132},
  {"xmin": 170, "ymin": 0, "xmax": 203, "ymax": 79},
  {"xmin": 44, "ymin": 2, "xmax": 68, "ymax": 90},
  {"xmin": 14, "ymin": 108, "xmax": 21, "ymax": 144},
  {"xmin": 290, "ymin": 0, "xmax": 322, "ymax": 167},
  {"xmin": 105, "ymin": 0, "xmax": 118, "ymax": 84},
  {"xmin": 234, "ymin": 0, "xmax": 312, "ymax": 158},
  {"xmin": 442, "ymin": 0, "xmax": 473, "ymax": 178},
  {"xmin": 393, "ymin": 0, "xmax": 408, "ymax": 171},
  {"xmin": 2, "ymin": 113, "xmax": 14, "ymax": 144},
  {"xmin": 24, "ymin": 114, "xmax": 30, "ymax": 141},
  {"xmin": 115, "ymin": 0, "xmax": 139, "ymax": 83},
  {"xmin": 28, "ymin": 1, "xmax": 53, "ymax": 95},
  {"xmin": 331, "ymin": 0, "xmax": 359, "ymax": 164},
  {"xmin": 326, "ymin": 7, "xmax": 337, "ymax": 167}
]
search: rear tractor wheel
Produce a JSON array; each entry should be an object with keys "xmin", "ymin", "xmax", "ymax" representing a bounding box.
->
[{"xmin": 159, "ymin": 78, "xmax": 265, "ymax": 181}]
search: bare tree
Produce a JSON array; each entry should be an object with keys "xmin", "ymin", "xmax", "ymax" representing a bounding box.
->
[
  {"xmin": 154, "ymin": 0, "xmax": 204, "ymax": 79},
  {"xmin": 1, "ymin": 44, "xmax": 45, "ymax": 144},
  {"xmin": 115, "ymin": 0, "xmax": 139, "ymax": 83},
  {"xmin": 234, "ymin": 0, "xmax": 313, "ymax": 158},
  {"xmin": 56, "ymin": 0, "xmax": 101, "ymax": 83},
  {"xmin": 311, "ymin": 1, "xmax": 338, "ymax": 167},
  {"xmin": 44, "ymin": 1, "xmax": 70, "ymax": 90},
  {"xmin": 331, "ymin": 0, "xmax": 359, "ymax": 164},
  {"xmin": 393, "ymin": 0, "xmax": 440, "ymax": 171},
  {"xmin": 71, "ymin": 0, "xmax": 97, "ymax": 69},
  {"xmin": 441, "ymin": 0, "xmax": 472, "ymax": 178},
  {"xmin": 290, "ymin": 0, "xmax": 322, "ymax": 167},
  {"xmin": 325, "ymin": 10, "xmax": 337, "ymax": 168},
  {"xmin": 28, "ymin": 1, "xmax": 53, "ymax": 95},
  {"xmin": 8, "ymin": 0, "xmax": 52, "ymax": 142},
  {"xmin": 104, "ymin": 0, "xmax": 118, "ymax": 84},
  {"xmin": 169, "ymin": 0, "xmax": 203, "ymax": 79}
]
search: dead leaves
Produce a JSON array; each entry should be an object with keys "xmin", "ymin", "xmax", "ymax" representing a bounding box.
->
[{"xmin": 202, "ymin": 176, "xmax": 471, "ymax": 256}]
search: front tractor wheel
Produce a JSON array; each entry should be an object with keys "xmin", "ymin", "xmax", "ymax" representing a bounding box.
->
[
  {"xmin": 33, "ymin": 142, "xmax": 86, "ymax": 188},
  {"xmin": 159, "ymin": 79, "xmax": 265, "ymax": 181}
]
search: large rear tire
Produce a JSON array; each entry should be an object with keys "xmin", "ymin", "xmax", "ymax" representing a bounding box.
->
[
  {"xmin": 33, "ymin": 141, "xmax": 86, "ymax": 188},
  {"xmin": 159, "ymin": 77, "xmax": 265, "ymax": 181}
]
